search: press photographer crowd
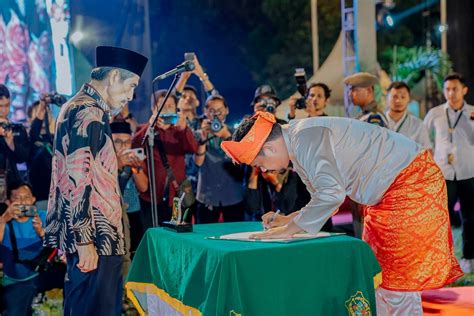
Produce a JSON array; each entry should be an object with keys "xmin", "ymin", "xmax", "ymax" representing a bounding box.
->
[{"xmin": 0, "ymin": 48, "xmax": 473, "ymax": 315}]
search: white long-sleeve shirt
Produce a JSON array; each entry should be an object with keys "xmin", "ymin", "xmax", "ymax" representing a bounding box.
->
[
  {"xmin": 423, "ymin": 102, "xmax": 474, "ymax": 181},
  {"xmin": 386, "ymin": 111, "xmax": 432, "ymax": 149},
  {"xmin": 282, "ymin": 117, "xmax": 422, "ymax": 234}
]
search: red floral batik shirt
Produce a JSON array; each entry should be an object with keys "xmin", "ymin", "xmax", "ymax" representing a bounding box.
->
[{"xmin": 44, "ymin": 84, "xmax": 124, "ymax": 255}]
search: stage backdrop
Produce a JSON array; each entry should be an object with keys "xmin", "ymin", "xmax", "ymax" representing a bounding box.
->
[{"xmin": 0, "ymin": 0, "xmax": 74, "ymax": 122}]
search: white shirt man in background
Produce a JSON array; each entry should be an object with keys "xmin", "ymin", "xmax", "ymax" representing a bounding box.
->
[
  {"xmin": 424, "ymin": 72, "xmax": 474, "ymax": 273},
  {"xmin": 386, "ymin": 81, "xmax": 432, "ymax": 149}
]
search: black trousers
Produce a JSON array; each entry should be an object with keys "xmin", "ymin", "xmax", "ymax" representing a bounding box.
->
[
  {"xmin": 196, "ymin": 201, "xmax": 245, "ymax": 224},
  {"xmin": 64, "ymin": 254, "xmax": 123, "ymax": 316},
  {"xmin": 127, "ymin": 211, "xmax": 143, "ymax": 253},
  {"xmin": 446, "ymin": 177, "xmax": 474, "ymax": 259}
]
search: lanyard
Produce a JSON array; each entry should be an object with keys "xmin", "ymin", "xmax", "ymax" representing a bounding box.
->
[
  {"xmin": 445, "ymin": 108, "xmax": 463, "ymax": 143},
  {"xmin": 395, "ymin": 113, "xmax": 409, "ymax": 133}
]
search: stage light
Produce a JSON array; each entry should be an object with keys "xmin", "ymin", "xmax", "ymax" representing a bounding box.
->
[
  {"xmin": 71, "ymin": 31, "xmax": 84, "ymax": 44},
  {"xmin": 385, "ymin": 15, "xmax": 394, "ymax": 27}
]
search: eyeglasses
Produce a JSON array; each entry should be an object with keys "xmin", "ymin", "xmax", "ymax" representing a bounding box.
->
[{"xmin": 113, "ymin": 139, "xmax": 132, "ymax": 146}]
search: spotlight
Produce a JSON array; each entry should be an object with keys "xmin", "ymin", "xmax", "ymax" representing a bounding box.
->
[
  {"xmin": 385, "ymin": 15, "xmax": 394, "ymax": 27},
  {"xmin": 438, "ymin": 24, "xmax": 447, "ymax": 33},
  {"xmin": 70, "ymin": 31, "xmax": 84, "ymax": 45}
]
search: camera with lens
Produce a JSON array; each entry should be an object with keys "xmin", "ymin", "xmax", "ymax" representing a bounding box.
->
[
  {"xmin": 210, "ymin": 115, "xmax": 223, "ymax": 133},
  {"xmin": 260, "ymin": 98, "xmax": 278, "ymax": 113},
  {"xmin": 0, "ymin": 121, "xmax": 12, "ymax": 132},
  {"xmin": 294, "ymin": 68, "xmax": 307, "ymax": 110},
  {"xmin": 40, "ymin": 92, "xmax": 67, "ymax": 106},
  {"xmin": 18, "ymin": 205, "xmax": 38, "ymax": 217}
]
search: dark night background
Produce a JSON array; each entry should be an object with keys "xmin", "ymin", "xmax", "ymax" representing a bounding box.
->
[{"xmin": 70, "ymin": 0, "xmax": 473, "ymax": 123}]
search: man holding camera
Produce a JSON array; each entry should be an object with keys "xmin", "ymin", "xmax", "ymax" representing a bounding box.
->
[
  {"xmin": 0, "ymin": 182, "xmax": 46, "ymax": 315},
  {"xmin": 288, "ymin": 83, "xmax": 332, "ymax": 119},
  {"xmin": 133, "ymin": 89, "xmax": 198, "ymax": 228},
  {"xmin": 194, "ymin": 95, "xmax": 244, "ymax": 223},
  {"xmin": 44, "ymin": 46, "xmax": 148, "ymax": 316},
  {"xmin": 0, "ymin": 84, "xmax": 30, "ymax": 206}
]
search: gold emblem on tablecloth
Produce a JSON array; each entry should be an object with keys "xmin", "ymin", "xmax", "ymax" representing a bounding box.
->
[
  {"xmin": 345, "ymin": 291, "xmax": 371, "ymax": 316},
  {"xmin": 229, "ymin": 311, "xmax": 241, "ymax": 316}
]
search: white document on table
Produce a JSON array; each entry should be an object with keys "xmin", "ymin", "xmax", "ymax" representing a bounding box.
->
[{"xmin": 210, "ymin": 231, "xmax": 341, "ymax": 243}]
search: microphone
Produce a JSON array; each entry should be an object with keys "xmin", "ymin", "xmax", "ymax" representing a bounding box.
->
[{"xmin": 153, "ymin": 61, "xmax": 195, "ymax": 82}]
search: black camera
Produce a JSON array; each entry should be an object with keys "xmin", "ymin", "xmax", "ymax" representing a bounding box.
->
[
  {"xmin": 260, "ymin": 98, "xmax": 277, "ymax": 113},
  {"xmin": 0, "ymin": 121, "xmax": 12, "ymax": 132},
  {"xmin": 294, "ymin": 68, "xmax": 307, "ymax": 110},
  {"xmin": 210, "ymin": 115, "xmax": 223, "ymax": 133},
  {"xmin": 41, "ymin": 92, "xmax": 67, "ymax": 106}
]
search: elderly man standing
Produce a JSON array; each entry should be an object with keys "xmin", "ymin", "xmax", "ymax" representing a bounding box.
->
[{"xmin": 44, "ymin": 46, "xmax": 148, "ymax": 316}]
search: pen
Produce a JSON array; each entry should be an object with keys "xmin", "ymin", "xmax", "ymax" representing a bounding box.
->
[{"xmin": 267, "ymin": 209, "xmax": 281, "ymax": 226}]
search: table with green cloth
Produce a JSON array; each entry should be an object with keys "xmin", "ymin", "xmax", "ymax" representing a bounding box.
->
[{"xmin": 126, "ymin": 222, "xmax": 381, "ymax": 316}]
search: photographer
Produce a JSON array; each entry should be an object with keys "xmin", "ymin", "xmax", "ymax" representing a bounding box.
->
[
  {"xmin": 194, "ymin": 95, "xmax": 244, "ymax": 223},
  {"xmin": 175, "ymin": 54, "xmax": 218, "ymax": 131},
  {"xmin": 133, "ymin": 90, "xmax": 198, "ymax": 228},
  {"xmin": 27, "ymin": 94, "xmax": 63, "ymax": 209},
  {"xmin": 251, "ymin": 85, "xmax": 284, "ymax": 119},
  {"xmin": 288, "ymin": 83, "xmax": 331, "ymax": 119},
  {"xmin": 0, "ymin": 182, "xmax": 46, "ymax": 315},
  {"xmin": 0, "ymin": 85, "xmax": 29, "ymax": 205}
]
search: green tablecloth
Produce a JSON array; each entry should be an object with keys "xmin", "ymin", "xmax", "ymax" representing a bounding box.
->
[{"xmin": 126, "ymin": 222, "xmax": 381, "ymax": 316}]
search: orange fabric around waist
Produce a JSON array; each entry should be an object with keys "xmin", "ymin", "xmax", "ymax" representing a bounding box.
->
[{"xmin": 363, "ymin": 150, "xmax": 463, "ymax": 291}]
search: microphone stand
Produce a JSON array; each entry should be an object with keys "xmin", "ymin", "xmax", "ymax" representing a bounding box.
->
[{"xmin": 141, "ymin": 73, "xmax": 182, "ymax": 227}]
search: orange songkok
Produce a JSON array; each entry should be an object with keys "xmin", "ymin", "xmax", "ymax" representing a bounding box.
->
[{"xmin": 221, "ymin": 111, "xmax": 276, "ymax": 165}]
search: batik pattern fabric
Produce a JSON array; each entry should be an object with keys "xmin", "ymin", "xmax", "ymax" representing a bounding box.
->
[
  {"xmin": 44, "ymin": 84, "xmax": 124, "ymax": 256},
  {"xmin": 363, "ymin": 150, "xmax": 463, "ymax": 291}
]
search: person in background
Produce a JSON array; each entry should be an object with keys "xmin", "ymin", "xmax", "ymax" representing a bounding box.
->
[
  {"xmin": 26, "ymin": 98, "xmax": 56, "ymax": 210},
  {"xmin": 344, "ymin": 72, "xmax": 388, "ymax": 127},
  {"xmin": 133, "ymin": 89, "xmax": 198, "ymax": 228},
  {"xmin": 0, "ymin": 84, "xmax": 30, "ymax": 207},
  {"xmin": 424, "ymin": 73, "xmax": 474, "ymax": 273},
  {"xmin": 194, "ymin": 95, "xmax": 244, "ymax": 223},
  {"xmin": 386, "ymin": 81, "xmax": 432, "ymax": 149},
  {"xmin": 175, "ymin": 54, "xmax": 218, "ymax": 131},
  {"xmin": 0, "ymin": 183, "xmax": 46, "ymax": 316},
  {"xmin": 288, "ymin": 83, "xmax": 331, "ymax": 119},
  {"xmin": 343, "ymin": 73, "xmax": 387, "ymax": 238}
]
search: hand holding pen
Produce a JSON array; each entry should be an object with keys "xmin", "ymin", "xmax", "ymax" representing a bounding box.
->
[{"xmin": 262, "ymin": 210, "xmax": 289, "ymax": 230}]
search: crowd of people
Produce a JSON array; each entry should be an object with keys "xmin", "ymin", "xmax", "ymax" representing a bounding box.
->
[{"xmin": 0, "ymin": 45, "xmax": 472, "ymax": 315}]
